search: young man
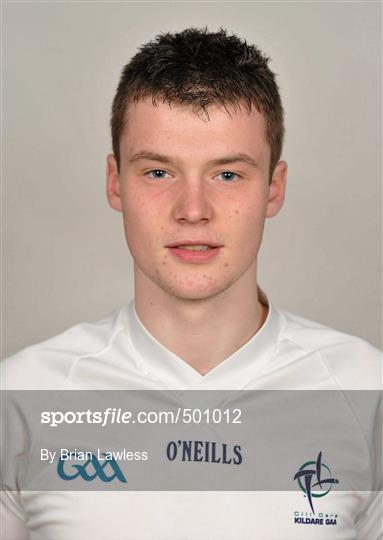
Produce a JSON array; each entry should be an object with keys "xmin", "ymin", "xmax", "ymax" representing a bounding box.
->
[{"xmin": 2, "ymin": 28, "xmax": 381, "ymax": 539}]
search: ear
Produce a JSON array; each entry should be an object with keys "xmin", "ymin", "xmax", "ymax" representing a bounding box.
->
[
  {"xmin": 266, "ymin": 160, "xmax": 287, "ymax": 218},
  {"xmin": 106, "ymin": 154, "xmax": 122, "ymax": 212}
]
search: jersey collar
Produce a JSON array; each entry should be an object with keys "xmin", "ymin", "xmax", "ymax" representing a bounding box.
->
[{"xmin": 125, "ymin": 290, "xmax": 281, "ymax": 390}]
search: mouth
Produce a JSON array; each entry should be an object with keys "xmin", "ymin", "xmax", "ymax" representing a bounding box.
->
[
  {"xmin": 166, "ymin": 242, "xmax": 222, "ymax": 262},
  {"xmin": 166, "ymin": 241, "xmax": 221, "ymax": 249},
  {"xmin": 173, "ymin": 245, "xmax": 214, "ymax": 251}
]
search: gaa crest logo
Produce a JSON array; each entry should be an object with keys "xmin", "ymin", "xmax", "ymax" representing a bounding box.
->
[
  {"xmin": 293, "ymin": 451, "xmax": 339, "ymax": 513},
  {"xmin": 57, "ymin": 452, "xmax": 127, "ymax": 483}
]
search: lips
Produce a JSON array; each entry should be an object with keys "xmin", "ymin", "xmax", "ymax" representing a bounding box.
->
[
  {"xmin": 166, "ymin": 241, "xmax": 221, "ymax": 249},
  {"xmin": 166, "ymin": 241, "xmax": 222, "ymax": 263},
  {"xmin": 174, "ymin": 245, "xmax": 212, "ymax": 251}
]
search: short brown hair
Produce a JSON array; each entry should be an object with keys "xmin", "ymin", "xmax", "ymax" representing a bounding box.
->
[{"xmin": 111, "ymin": 28, "xmax": 284, "ymax": 177}]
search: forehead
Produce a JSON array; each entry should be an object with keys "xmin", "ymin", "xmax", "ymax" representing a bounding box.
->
[{"xmin": 120, "ymin": 97, "xmax": 270, "ymax": 164}]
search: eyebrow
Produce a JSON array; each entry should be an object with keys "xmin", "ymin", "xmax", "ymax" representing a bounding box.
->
[{"xmin": 127, "ymin": 151, "xmax": 259, "ymax": 169}]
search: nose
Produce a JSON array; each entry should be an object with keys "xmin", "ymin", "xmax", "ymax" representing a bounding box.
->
[{"xmin": 172, "ymin": 177, "xmax": 213, "ymax": 224}]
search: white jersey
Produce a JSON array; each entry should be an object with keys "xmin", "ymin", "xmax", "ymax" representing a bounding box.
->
[{"xmin": 1, "ymin": 298, "xmax": 382, "ymax": 540}]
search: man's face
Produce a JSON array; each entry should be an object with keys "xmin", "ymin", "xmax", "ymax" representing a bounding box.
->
[{"xmin": 107, "ymin": 97, "xmax": 286, "ymax": 301}]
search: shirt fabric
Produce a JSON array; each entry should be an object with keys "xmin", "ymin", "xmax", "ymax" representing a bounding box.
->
[{"xmin": 1, "ymin": 296, "xmax": 382, "ymax": 540}]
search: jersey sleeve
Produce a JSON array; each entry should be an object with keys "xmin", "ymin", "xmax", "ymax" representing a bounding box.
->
[
  {"xmin": 355, "ymin": 394, "xmax": 382, "ymax": 540},
  {"xmin": 1, "ymin": 393, "xmax": 30, "ymax": 539},
  {"xmin": 0, "ymin": 489, "xmax": 29, "ymax": 540},
  {"xmin": 355, "ymin": 491, "xmax": 382, "ymax": 540}
]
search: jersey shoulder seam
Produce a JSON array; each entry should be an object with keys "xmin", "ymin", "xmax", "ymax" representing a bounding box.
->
[{"xmin": 67, "ymin": 310, "xmax": 127, "ymax": 384}]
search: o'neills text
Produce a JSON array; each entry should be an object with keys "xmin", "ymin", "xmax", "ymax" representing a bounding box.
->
[{"xmin": 166, "ymin": 440, "xmax": 242, "ymax": 465}]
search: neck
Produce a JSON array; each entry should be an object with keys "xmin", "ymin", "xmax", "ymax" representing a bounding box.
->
[{"xmin": 134, "ymin": 263, "xmax": 267, "ymax": 375}]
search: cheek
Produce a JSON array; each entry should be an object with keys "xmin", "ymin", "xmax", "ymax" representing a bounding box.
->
[
  {"xmin": 229, "ymin": 183, "xmax": 268, "ymax": 217},
  {"xmin": 121, "ymin": 197, "xmax": 150, "ymax": 252},
  {"xmin": 122, "ymin": 186, "xmax": 173, "ymax": 252},
  {"xmin": 230, "ymin": 200, "xmax": 267, "ymax": 240},
  {"xmin": 124, "ymin": 215, "xmax": 153, "ymax": 252},
  {"xmin": 122, "ymin": 181, "xmax": 168, "ymax": 218}
]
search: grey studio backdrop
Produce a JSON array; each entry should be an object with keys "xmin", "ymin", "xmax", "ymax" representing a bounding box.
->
[{"xmin": 3, "ymin": 1, "xmax": 382, "ymax": 358}]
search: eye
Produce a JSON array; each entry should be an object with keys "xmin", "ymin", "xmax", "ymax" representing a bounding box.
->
[
  {"xmin": 217, "ymin": 171, "xmax": 240, "ymax": 182},
  {"xmin": 147, "ymin": 169, "xmax": 170, "ymax": 180}
]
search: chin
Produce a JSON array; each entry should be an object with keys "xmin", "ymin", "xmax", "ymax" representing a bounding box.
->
[
  {"xmin": 137, "ymin": 265, "xmax": 237, "ymax": 302},
  {"xmin": 159, "ymin": 279, "xmax": 232, "ymax": 302},
  {"xmin": 172, "ymin": 290, "xmax": 218, "ymax": 302}
]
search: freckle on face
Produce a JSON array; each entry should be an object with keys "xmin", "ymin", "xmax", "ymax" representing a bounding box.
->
[
  {"xmin": 235, "ymin": 209, "xmax": 239, "ymax": 214},
  {"xmin": 224, "ymin": 263, "xmax": 229, "ymax": 267}
]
